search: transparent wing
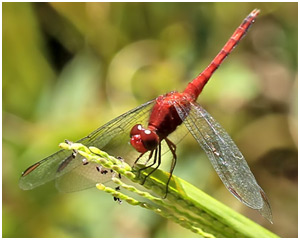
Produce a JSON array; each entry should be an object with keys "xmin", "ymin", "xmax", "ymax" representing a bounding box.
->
[
  {"xmin": 174, "ymin": 101, "xmax": 272, "ymax": 222},
  {"xmin": 55, "ymin": 162, "xmax": 115, "ymax": 192},
  {"xmin": 55, "ymin": 113, "xmax": 190, "ymax": 192},
  {"xmin": 19, "ymin": 99, "xmax": 190, "ymax": 193},
  {"xmin": 19, "ymin": 100, "xmax": 155, "ymax": 192}
]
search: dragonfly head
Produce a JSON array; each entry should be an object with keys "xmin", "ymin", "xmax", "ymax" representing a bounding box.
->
[{"xmin": 130, "ymin": 124, "xmax": 159, "ymax": 153}]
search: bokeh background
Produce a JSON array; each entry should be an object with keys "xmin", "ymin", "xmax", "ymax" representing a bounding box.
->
[{"xmin": 3, "ymin": 2, "xmax": 297, "ymax": 238}]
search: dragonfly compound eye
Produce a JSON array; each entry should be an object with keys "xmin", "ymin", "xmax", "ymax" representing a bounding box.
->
[
  {"xmin": 130, "ymin": 124, "xmax": 144, "ymax": 137},
  {"xmin": 141, "ymin": 129, "xmax": 159, "ymax": 151},
  {"xmin": 130, "ymin": 124, "xmax": 147, "ymax": 153},
  {"xmin": 130, "ymin": 125, "xmax": 158, "ymax": 153}
]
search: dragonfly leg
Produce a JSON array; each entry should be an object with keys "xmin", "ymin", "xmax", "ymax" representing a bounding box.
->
[
  {"xmin": 164, "ymin": 138, "xmax": 177, "ymax": 198},
  {"xmin": 140, "ymin": 143, "xmax": 161, "ymax": 185},
  {"xmin": 133, "ymin": 150, "xmax": 152, "ymax": 178},
  {"xmin": 144, "ymin": 150, "xmax": 155, "ymax": 165},
  {"xmin": 134, "ymin": 152, "xmax": 146, "ymax": 165}
]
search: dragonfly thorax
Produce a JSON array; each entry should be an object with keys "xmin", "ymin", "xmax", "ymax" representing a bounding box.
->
[{"xmin": 130, "ymin": 124, "xmax": 159, "ymax": 153}]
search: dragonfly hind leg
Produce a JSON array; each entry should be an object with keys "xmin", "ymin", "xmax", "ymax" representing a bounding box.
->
[{"xmin": 163, "ymin": 138, "xmax": 177, "ymax": 198}]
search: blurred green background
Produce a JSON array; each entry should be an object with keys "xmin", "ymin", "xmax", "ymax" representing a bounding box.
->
[{"xmin": 3, "ymin": 2, "xmax": 297, "ymax": 238}]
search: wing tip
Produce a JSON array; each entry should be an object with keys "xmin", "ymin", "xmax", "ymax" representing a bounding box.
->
[
  {"xmin": 258, "ymin": 189, "xmax": 273, "ymax": 224},
  {"xmin": 228, "ymin": 186, "xmax": 273, "ymax": 223}
]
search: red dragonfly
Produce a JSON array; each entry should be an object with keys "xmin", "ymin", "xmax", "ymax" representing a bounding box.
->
[{"xmin": 19, "ymin": 9, "xmax": 272, "ymax": 222}]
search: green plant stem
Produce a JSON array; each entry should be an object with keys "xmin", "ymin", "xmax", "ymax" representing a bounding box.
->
[{"xmin": 59, "ymin": 141, "xmax": 279, "ymax": 238}]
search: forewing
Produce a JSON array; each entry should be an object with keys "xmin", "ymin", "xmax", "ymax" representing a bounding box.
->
[
  {"xmin": 19, "ymin": 100, "xmax": 155, "ymax": 192},
  {"xmin": 174, "ymin": 101, "xmax": 271, "ymax": 215},
  {"xmin": 19, "ymin": 149, "xmax": 73, "ymax": 190}
]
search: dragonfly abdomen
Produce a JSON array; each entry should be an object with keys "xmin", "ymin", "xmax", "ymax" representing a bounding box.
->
[{"xmin": 183, "ymin": 9, "xmax": 260, "ymax": 100}]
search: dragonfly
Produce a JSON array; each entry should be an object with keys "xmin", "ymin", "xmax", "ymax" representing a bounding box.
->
[{"xmin": 19, "ymin": 9, "xmax": 272, "ymax": 223}]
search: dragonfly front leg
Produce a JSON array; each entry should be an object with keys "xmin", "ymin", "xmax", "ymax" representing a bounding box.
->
[
  {"xmin": 133, "ymin": 151, "xmax": 152, "ymax": 179},
  {"xmin": 134, "ymin": 147, "xmax": 160, "ymax": 185},
  {"xmin": 140, "ymin": 143, "xmax": 162, "ymax": 185},
  {"xmin": 133, "ymin": 149, "xmax": 154, "ymax": 169}
]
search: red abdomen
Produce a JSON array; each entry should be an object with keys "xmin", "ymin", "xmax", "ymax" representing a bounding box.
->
[{"xmin": 148, "ymin": 91, "xmax": 192, "ymax": 139}]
